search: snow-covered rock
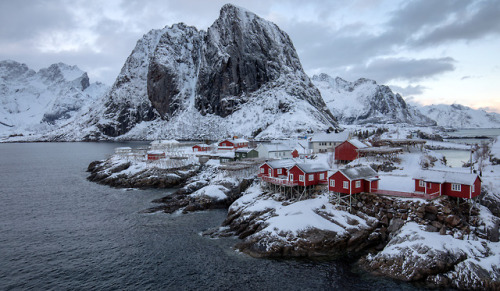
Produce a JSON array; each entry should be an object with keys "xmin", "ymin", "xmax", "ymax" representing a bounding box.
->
[
  {"xmin": 419, "ymin": 104, "xmax": 500, "ymax": 128},
  {"xmin": 69, "ymin": 4, "xmax": 337, "ymax": 141},
  {"xmin": 0, "ymin": 60, "xmax": 108, "ymax": 138},
  {"xmin": 312, "ymin": 73, "xmax": 436, "ymax": 126}
]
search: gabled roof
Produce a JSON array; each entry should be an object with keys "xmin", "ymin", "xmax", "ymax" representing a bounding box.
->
[
  {"xmin": 338, "ymin": 166, "xmax": 378, "ymax": 180},
  {"xmin": 265, "ymin": 159, "xmax": 297, "ymax": 169},
  {"xmin": 235, "ymin": 148, "xmax": 257, "ymax": 153},
  {"xmin": 413, "ymin": 170, "xmax": 480, "ymax": 185},
  {"xmin": 220, "ymin": 138, "xmax": 248, "ymax": 144},
  {"xmin": 347, "ymin": 139, "xmax": 368, "ymax": 149},
  {"xmin": 309, "ymin": 131, "xmax": 350, "ymax": 143},
  {"xmin": 294, "ymin": 163, "xmax": 329, "ymax": 173},
  {"xmin": 193, "ymin": 144, "xmax": 210, "ymax": 147}
]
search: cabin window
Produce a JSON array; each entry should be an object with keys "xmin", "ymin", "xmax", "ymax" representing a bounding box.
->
[
  {"xmin": 299, "ymin": 175, "xmax": 304, "ymax": 182},
  {"xmin": 277, "ymin": 169, "xmax": 282, "ymax": 175},
  {"xmin": 194, "ymin": 148, "xmax": 198, "ymax": 152},
  {"xmin": 308, "ymin": 174, "xmax": 314, "ymax": 181},
  {"xmin": 355, "ymin": 181, "xmax": 361, "ymax": 188},
  {"xmin": 451, "ymin": 183, "xmax": 461, "ymax": 192},
  {"xmin": 260, "ymin": 168, "xmax": 264, "ymax": 174},
  {"xmin": 343, "ymin": 181, "xmax": 349, "ymax": 189},
  {"xmin": 419, "ymin": 180, "xmax": 425, "ymax": 187},
  {"xmin": 319, "ymin": 173, "xmax": 325, "ymax": 180},
  {"xmin": 427, "ymin": 182, "xmax": 432, "ymax": 189},
  {"xmin": 330, "ymin": 180, "xmax": 335, "ymax": 187},
  {"xmin": 472, "ymin": 185, "xmax": 475, "ymax": 193},
  {"xmin": 289, "ymin": 174, "xmax": 294, "ymax": 181},
  {"xmin": 268, "ymin": 169, "xmax": 272, "ymax": 175}
]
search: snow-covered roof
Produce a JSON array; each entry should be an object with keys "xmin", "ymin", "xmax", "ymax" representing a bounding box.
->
[
  {"xmin": 147, "ymin": 151, "xmax": 165, "ymax": 155},
  {"xmin": 338, "ymin": 166, "xmax": 378, "ymax": 180},
  {"xmin": 309, "ymin": 131, "xmax": 349, "ymax": 143},
  {"xmin": 295, "ymin": 163, "xmax": 329, "ymax": 173},
  {"xmin": 219, "ymin": 152, "xmax": 235, "ymax": 158},
  {"xmin": 115, "ymin": 147, "xmax": 132, "ymax": 151},
  {"xmin": 235, "ymin": 148, "xmax": 256, "ymax": 153},
  {"xmin": 220, "ymin": 138, "xmax": 248, "ymax": 144},
  {"xmin": 413, "ymin": 170, "xmax": 480, "ymax": 185},
  {"xmin": 259, "ymin": 143, "xmax": 292, "ymax": 152},
  {"xmin": 347, "ymin": 139, "xmax": 368, "ymax": 149},
  {"xmin": 193, "ymin": 144, "xmax": 210, "ymax": 147},
  {"xmin": 265, "ymin": 159, "xmax": 296, "ymax": 169}
]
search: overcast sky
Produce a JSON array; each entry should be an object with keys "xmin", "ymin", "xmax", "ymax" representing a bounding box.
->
[{"xmin": 1, "ymin": 0, "xmax": 499, "ymax": 112}]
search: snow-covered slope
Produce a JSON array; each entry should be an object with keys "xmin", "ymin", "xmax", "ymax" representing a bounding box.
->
[
  {"xmin": 312, "ymin": 73, "xmax": 435, "ymax": 126},
  {"xmin": 419, "ymin": 104, "xmax": 500, "ymax": 128},
  {"xmin": 67, "ymin": 4, "xmax": 337, "ymax": 141},
  {"xmin": 0, "ymin": 60, "xmax": 108, "ymax": 138}
]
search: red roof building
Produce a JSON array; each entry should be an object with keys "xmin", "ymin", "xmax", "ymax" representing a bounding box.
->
[
  {"xmin": 288, "ymin": 163, "xmax": 328, "ymax": 187},
  {"xmin": 192, "ymin": 144, "xmax": 211, "ymax": 152},
  {"xmin": 328, "ymin": 166, "xmax": 379, "ymax": 195},
  {"xmin": 334, "ymin": 139, "xmax": 368, "ymax": 163},
  {"xmin": 147, "ymin": 151, "xmax": 166, "ymax": 161},
  {"xmin": 218, "ymin": 138, "xmax": 249, "ymax": 150},
  {"xmin": 413, "ymin": 170, "xmax": 481, "ymax": 199}
]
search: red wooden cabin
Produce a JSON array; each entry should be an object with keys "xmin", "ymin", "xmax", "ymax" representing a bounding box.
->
[
  {"xmin": 258, "ymin": 159, "xmax": 296, "ymax": 178},
  {"xmin": 292, "ymin": 149, "xmax": 299, "ymax": 158},
  {"xmin": 334, "ymin": 139, "xmax": 368, "ymax": 163},
  {"xmin": 328, "ymin": 166, "xmax": 379, "ymax": 195},
  {"xmin": 288, "ymin": 163, "xmax": 328, "ymax": 186},
  {"xmin": 413, "ymin": 170, "xmax": 481, "ymax": 199},
  {"xmin": 147, "ymin": 151, "xmax": 166, "ymax": 161},
  {"xmin": 218, "ymin": 138, "xmax": 249, "ymax": 150},
  {"xmin": 192, "ymin": 144, "xmax": 210, "ymax": 152}
]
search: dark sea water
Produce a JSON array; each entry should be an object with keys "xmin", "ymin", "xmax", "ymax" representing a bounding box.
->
[{"xmin": 0, "ymin": 142, "xmax": 420, "ymax": 290}]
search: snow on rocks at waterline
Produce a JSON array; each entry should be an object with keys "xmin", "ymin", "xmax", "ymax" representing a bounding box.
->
[{"xmin": 362, "ymin": 221, "xmax": 500, "ymax": 289}]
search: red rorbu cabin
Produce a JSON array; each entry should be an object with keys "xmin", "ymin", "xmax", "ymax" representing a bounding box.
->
[
  {"xmin": 328, "ymin": 166, "xmax": 379, "ymax": 195},
  {"xmin": 192, "ymin": 144, "xmax": 210, "ymax": 152},
  {"xmin": 334, "ymin": 139, "xmax": 368, "ymax": 164},
  {"xmin": 258, "ymin": 159, "xmax": 296, "ymax": 178},
  {"xmin": 147, "ymin": 151, "xmax": 166, "ymax": 161},
  {"xmin": 218, "ymin": 138, "xmax": 249, "ymax": 150},
  {"xmin": 413, "ymin": 170, "xmax": 481, "ymax": 199},
  {"xmin": 288, "ymin": 163, "xmax": 328, "ymax": 187},
  {"xmin": 292, "ymin": 149, "xmax": 299, "ymax": 158}
]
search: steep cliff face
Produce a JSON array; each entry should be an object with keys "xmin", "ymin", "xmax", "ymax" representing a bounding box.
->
[
  {"xmin": 312, "ymin": 73, "xmax": 435, "ymax": 126},
  {"xmin": 88, "ymin": 4, "xmax": 337, "ymax": 140}
]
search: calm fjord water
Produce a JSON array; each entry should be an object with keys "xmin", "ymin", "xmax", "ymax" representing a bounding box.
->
[{"xmin": 0, "ymin": 142, "xmax": 416, "ymax": 290}]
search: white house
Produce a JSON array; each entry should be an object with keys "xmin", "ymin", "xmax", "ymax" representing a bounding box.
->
[
  {"xmin": 255, "ymin": 144, "xmax": 293, "ymax": 159},
  {"xmin": 308, "ymin": 131, "xmax": 350, "ymax": 153}
]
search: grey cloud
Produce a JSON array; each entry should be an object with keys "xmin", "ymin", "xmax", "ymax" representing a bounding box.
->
[{"xmin": 389, "ymin": 84, "xmax": 427, "ymax": 96}]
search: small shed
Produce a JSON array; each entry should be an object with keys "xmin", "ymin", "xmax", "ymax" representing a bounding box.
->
[
  {"xmin": 218, "ymin": 138, "xmax": 249, "ymax": 150},
  {"xmin": 255, "ymin": 144, "xmax": 293, "ymax": 159},
  {"xmin": 334, "ymin": 139, "xmax": 368, "ymax": 163},
  {"xmin": 192, "ymin": 144, "xmax": 211, "ymax": 152},
  {"xmin": 292, "ymin": 149, "xmax": 299, "ymax": 158},
  {"xmin": 413, "ymin": 170, "xmax": 481, "ymax": 199},
  {"xmin": 329, "ymin": 166, "xmax": 379, "ymax": 195},
  {"xmin": 147, "ymin": 151, "xmax": 166, "ymax": 161},
  {"xmin": 235, "ymin": 148, "xmax": 258, "ymax": 160}
]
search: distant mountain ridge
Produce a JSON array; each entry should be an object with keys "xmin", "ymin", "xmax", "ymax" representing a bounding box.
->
[
  {"xmin": 418, "ymin": 103, "xmax": 500, "ymax": 128},
  {"xmin": 312, "ymin": 73, "xmax": 436, "ymax": 126},
  {"xmin": 0, "ymin": 60, "xmax": 108, "ymax": 138}
]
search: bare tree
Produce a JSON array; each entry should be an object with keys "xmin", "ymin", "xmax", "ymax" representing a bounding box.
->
[{"xmin": 473, "ymin": 141, "xmax": 491, "ymax": 174}]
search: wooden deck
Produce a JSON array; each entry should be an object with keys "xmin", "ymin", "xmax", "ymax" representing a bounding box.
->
[{"xmin": 373, "ymin": 189, "xmax": 440, "ymax": 200}]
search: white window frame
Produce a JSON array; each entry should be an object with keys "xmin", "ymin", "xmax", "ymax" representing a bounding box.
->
[
  {"xmin": 299, "ymin": 175, "xmax": 305, "ymax": 182},
  {"xmin": 330, "ymin": 179, "xmax": 335, "ymax": 187},
  {"xmin": 419, "ymin": 180, "xmax": 425, "ymax": 187},
  {"xmin": 268, "ymin": 168, "xmax": 272, "ymax": 175},
  {"xmin": 343, "ymin": 181, "xmax": 349, "ymax": 189},
  {"xmin": 471, "ymin": 185, "xmax": 475, "ymax": 193},
  {"xmin": 319, "ymin": 173, "xmax": 325, "ymax": 180},
  {"xmin": 289, "ymin": 174, "xmax": 294, "ymax": 181},
  {"xmin": 260, "ymin": 168, "xmax": 264, "ymax": 174},
  {"xmin": 451, "ymin": 183, "xmax": 461, "ymax": 192},
  {"xmin": 308, "ymin": 174, "xmax": 314, "ymax": 181},
  {"xmin": 355, "ymin": 180, "xmax": 361, "ymax": 188},
  {"xmin": 277, "ymin": 169, "xmax": 282, "ymax": 175}
]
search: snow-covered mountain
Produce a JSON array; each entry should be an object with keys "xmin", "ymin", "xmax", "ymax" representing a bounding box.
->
[
  {"xmin": 312, "ymin": 73, "xmax": 435, "ymax": 126},
  {"xmin": 418, "ymin": 104, "xmax": 500, "ymax": 128},
  {"xmin": 0, "ymin": 60, "xmax": 108, "ymax": 138},
  {"xmin": 72, "ymin": 4, "xmax": 337, "ymax": 141}
]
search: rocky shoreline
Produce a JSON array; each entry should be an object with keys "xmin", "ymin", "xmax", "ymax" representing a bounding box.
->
[{"xmin": 87, "ymin": 156, "xmax": 500, "ymax": 290}]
